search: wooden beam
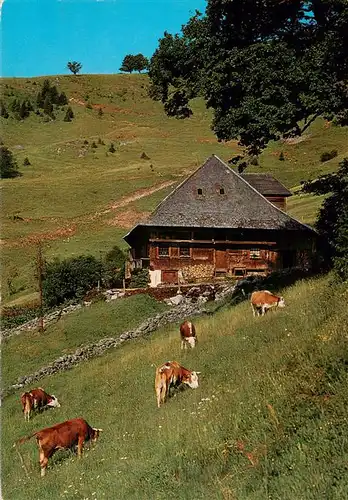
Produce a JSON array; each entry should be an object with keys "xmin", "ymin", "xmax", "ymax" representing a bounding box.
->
[{"xmin": 149, "ymin": 238, "xmax": 277, "ymax": 245}]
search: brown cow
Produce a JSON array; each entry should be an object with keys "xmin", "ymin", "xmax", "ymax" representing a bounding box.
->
[
  {"xmin": 180, "ymin": 320, "xmax": 197, "ymax": 349},
  {"xmin": 20, "ymin": 387, "xmax": 60, "ymax": 421},
  {"xmin": 155, "ymin": 361, "xmax": 200, "ymax": 408},
  {"xmin": 15, "ymin": 418, "xmax": 102, "ymax": 477},
  {"xmin": 250, "ymin": 290, "xmax": 285, "ymax": 317}
]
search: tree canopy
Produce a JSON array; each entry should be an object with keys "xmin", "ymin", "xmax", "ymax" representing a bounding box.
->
[
  {"xmin": 120, "ymin": 54, "xmax": 149, "ymax": 73},
  {"xmin": 149, "ymin": 0, "xmax": 348, "ymax": 158},
  {"xmin": 67, "ymin": 61, "xmax": 82, "ymax": 75},
  {"xmin": 302, "ymin": 158, "xmax": 348, "ymax": 281}
]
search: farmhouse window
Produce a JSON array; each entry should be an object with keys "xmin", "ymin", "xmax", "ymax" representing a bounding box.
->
[
  {"xmin": 158, "ymin": 245, "xmax": 170, "ymax": 257},
  {"xmin": 250, "ymin": 248, "xmax": 261, "ymax": 259},
  {"xmin": 179, "ymin": 246, "xmax": 190, "ymax": 258},
  {"xmin": 220, "ymin": 188, "xmax": 225, "ymax": 194},
  {"xmin": 197, "ymin": 188, "xmax": 203, "ymax": 195}
]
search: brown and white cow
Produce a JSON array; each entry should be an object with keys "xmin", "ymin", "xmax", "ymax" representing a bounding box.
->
[
  {"xmin": 20, "ymin": 387, "xmax": 60, "ymax": 421},
  {"xmin": 155, "ymin": 361, "xmax": 200, "ymax": 408},
  {"xmin": 15, "ymin": 418, "xmax": 102, "ymax": 477},
  {"xmin": 180, "ymin": 320, "xmax": 197, "ymax": 349},
  {"xmin": 250, "ymin": 290, "xmax": 285, "ymax": 317}
]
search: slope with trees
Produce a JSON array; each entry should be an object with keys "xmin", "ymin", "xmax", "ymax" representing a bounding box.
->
[{"xmin": 149, "ymin": 0, "xmax": 348, "ymax": 168}]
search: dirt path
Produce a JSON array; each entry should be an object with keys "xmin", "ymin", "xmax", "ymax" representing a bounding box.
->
[{"xmin": 1, "ymin": 180, "xmax": 176, "ymax": 248}]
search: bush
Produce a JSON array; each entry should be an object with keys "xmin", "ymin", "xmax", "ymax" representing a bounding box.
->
[
  {"xmin": 320, "ymin": 150, "xmax": 338, "ymax": 163},
  {"xmin": 1, "ymin": 303, "xmax": 41, "ymax": 329},
  {"xmin": 279, "ymin": 151, "xmax": 285, "ymax": 161},
  {"xmin": 91, "ymin": 141, "xmax": 98, "ymax": 148},
  {"xmin": 43, "ymin": 255, "xmax": 103, "ymax": 307},
  {"xmin": 0, "ymin": 146, "xmax": 20, "ymax": 179},
  {"xmin": 23, "ymin": 157, "xmax": 31, "ymax": 166},
  {"xmin": 103, "ymin": 245, "xmax": 126, "ymax": 288},
  {"xmin": 63, "ymin": 106, "xmax": 74, "ymax": 122},
  {"xmin": 129, "ymin": 268, "xmax": 150, "ymax": 288},
  {"xmin": 109, "ymin": 143, "xmax": 116, "ymax": 153}
]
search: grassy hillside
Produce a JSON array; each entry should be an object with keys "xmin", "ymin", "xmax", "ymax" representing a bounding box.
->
[
  {"xmin": 2, "ymin": 275, "xmax": 348, "ymax": 499},
  {"xmin": 2, "ymin": 294, "xmax": 167, "ymax": 387},
  {"xmin": 1, "ymin": 74, "xmax": 348, "ymax": 302}
]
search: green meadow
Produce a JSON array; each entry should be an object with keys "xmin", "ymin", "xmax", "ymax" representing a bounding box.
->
[
  {"xmin": 2, "ymin": 275, "xmax": 348, "ymax": 499},
  {"xmin": 1, "ymin": 74, "xmax": 348, "ymax": 303}
]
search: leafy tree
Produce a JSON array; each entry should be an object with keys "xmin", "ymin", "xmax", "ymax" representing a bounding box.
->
[
  {"xmin": 108, "ymin": 143, "xmax": 116, "ymax": 153},
  {"xmin": 120, "ymin": 55, "xmax": 135, "ymax": 73},
  {"xmin": 0, "ymin": 146, "xmax": 20, "ymax": 178},
  {"xmin": 63, "ymin": 106, "xmax": 74, "ymax": 122},
  {"xmin": 133, "ymin": 54, "xmax": 149, "ymax": 73},
  {"xmin": 43, "ymin": 255, "xmax": 103, "ymax": 307},
  {"xmin": 103, "ymin": 245, "xmax": 126, "ymax": 287},
  {"xmin": 149, "ymin": 1, "xmax": 348, "ymax": 159},
  {"xmin": 302, "ymin": 158, "xmax": 348, "ymax": 280},
  {"xmin": 119, "ymin": 54, "xmax": 148, "ymax": 73},
  {"xmin": 67, "ymin": 61, "xmax": 82, "ymax": 75}
]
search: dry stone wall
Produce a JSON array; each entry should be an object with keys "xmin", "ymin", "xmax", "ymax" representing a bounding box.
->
[{"xmin": 1, "ymin": 301, "xmax": 217, "ymax": 400}]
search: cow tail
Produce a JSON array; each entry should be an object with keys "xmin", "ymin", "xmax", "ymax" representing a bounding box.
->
[
  {"xmin": 14, "ymin": 432, "xmax": 37, "ymax": 446},
  {"xmin": 13, "ymin": 434, "xmax": 36, "ymax": 478}
]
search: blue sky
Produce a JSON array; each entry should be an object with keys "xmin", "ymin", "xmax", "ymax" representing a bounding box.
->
[{"xmin": 1, "ymin": 0, "xmax": 206, "ymax": 77}]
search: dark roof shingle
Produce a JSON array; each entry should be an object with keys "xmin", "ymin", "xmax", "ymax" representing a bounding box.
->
[
  {"xmin": 141, "ymin": 156, "xmax": 309, "ymax": 231},
  {"xmin": 124, "ymin": 155, "xmax": 315, "ymax": 244},
  {"xmin": 240, "ymin": 173, "xmax": 292, "ymax": 197}
]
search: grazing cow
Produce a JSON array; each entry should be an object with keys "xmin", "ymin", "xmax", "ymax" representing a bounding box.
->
[
  {"xmin": 250, "ymin": 290, "xmax": 285, "ymax": 317},
  {"xmin": 15, "ymin": 418, "xmax": 102, "ymax": 477},
  {"xmin": 20, "ymin": 387, "xmax": 60, "ymax": 421},
  {"xmin": 180, "ymin": 320, "xmax": 197, "ymax": 349},
  {"xmin": 155, "ymin": 361, "xmax": 200, "ymax": 408}
]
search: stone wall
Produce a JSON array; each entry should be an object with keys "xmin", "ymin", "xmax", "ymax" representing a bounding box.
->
[{"xmin": 1, "ymin": 301, "xmax": 218, "ymax": 400}]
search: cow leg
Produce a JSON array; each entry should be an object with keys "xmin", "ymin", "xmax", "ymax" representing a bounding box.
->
[
  {"xmin": 156, "ymin": 384, "xmax": 162, "ymax": 408},
  {"xmin": 39, "ymin": 445, "xmax": 48, "ymax": 477},
  {"xmin": 77, "ymin": 437, "xmax": 85, "ymax": 458},
  {"xmin": 251, "ymin": 304, "xmax": 256, "ymax": 317},
  {"xmin": 161, "ymin": 383, "xmax": 169, "ymax": 405},
  {"xmin": 181, "ymin": 339, "xmax": 184, "ymax": 350},
  {"xmin": 261, "ymin": 306, "xmax": 266, "ymax": 316}
]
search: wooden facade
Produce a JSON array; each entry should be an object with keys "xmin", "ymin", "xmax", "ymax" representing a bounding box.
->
[{"xmin": 124, "ymin": 156, "xmax": 317, "ymax": 286}]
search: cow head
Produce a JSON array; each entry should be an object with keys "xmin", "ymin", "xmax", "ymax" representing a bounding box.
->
[
  {"xmin": 183, "ymin": 371, "xmax": 200, "ymax": 389},
  {"xmin": 91, "ymin": 428, "xmax": 103, "ymax": 442},
  {"xmin": 47, "ymin": 395, "xmax": 61, "ymax": 408},
  {"xmin": 278, "ymin": 297, "xmax": 286, "ymax": 308}
]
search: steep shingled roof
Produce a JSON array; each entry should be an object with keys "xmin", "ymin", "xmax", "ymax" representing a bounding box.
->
[
  {"xmin": 240, "ymin": 173, "xmax": 292, "ymax": 197},
  {"xmin": 125, "ymin": 156, "xmax": 314, "ymax": 240}
]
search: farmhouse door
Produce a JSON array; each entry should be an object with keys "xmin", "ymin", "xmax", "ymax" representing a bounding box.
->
[{"xmin": 215, "ymin": 249, "xmax": 228, "ymax": 271}]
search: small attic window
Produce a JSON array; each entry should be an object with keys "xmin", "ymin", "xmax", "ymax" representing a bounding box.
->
[
  {"xmin": 197, "ymin": 188, "xmax": 203, "ymax": 195},
  {"xmin": 220, "ymin": 188, "xmax": 225, "ymax": 195}
]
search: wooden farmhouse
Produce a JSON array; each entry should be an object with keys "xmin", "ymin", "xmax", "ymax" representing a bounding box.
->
[{"xmin": 124, "ymin": 155, "xmax": 318, "ymax": 287}]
